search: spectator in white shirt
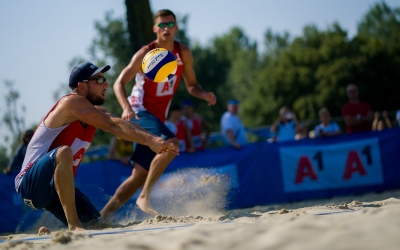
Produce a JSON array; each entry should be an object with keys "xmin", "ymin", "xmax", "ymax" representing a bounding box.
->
[
  {"xmin": 314, "ymin": 107, "xmax": 342, "ymax": 137},
  {"xmin": 220, "ymin": 99, "xmax": 248, "ymax": 149}
]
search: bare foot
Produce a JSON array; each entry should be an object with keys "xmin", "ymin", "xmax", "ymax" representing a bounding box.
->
[
  {"xmin": 136, "ymin": 197, "xmax": 158, "ymax": 215},
  {"xmin": 38, "ymin": 226, "xmax": 51, "ymax": 235}
]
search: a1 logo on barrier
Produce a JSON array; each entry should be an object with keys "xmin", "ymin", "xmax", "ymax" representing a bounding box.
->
[{"xmin": 279, "ymin": 138, "xmax": 383, "ymax": 192}]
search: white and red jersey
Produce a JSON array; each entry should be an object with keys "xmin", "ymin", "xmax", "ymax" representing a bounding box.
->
[
  {"xmin": 128, "ymin": 41, "xmax": 185, "ymax": 122},
  {"xmin": 182, "ymin": 114, "xmax": 205, "ymax": 150},
  {"xmin": 165, "ymin": 119, "xmax": 188, "ymax": 152},
  {"xmin": 15, "ymin": 94, "xmax": 96, "ymax": 191}
]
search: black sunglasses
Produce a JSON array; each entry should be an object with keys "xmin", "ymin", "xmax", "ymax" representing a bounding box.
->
[
  {"xmin": 83, "ymin": 77, "xmax": 107, "ymax": 84},
  {"xmin": 156, "ymin": 22, "xmax": 176, "ymax": 29}
]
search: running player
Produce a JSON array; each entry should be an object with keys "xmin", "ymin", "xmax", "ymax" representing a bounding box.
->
[{"xmin": 101, "ymin": 9, "xmax": 216, "ymax": 218}]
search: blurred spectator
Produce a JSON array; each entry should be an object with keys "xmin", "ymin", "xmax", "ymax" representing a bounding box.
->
[
  {"xmin": 165, "ymin": 104, "xmax": 194, "ymax": 152},
  {"xmin": 295, "ymin": 122, "xmax": 309, "ymax": 140},
  {"xmin": 108, "ymin": 136, "xmax": 133, "ymax": 166},
  {"xmin": 372, "ymin": 111, "xmax": 392, "ymax": 131},
  {"xmin": 181, "ymin": 99, "xmax": 211, "ymax": 151},
  {"xmin": 342, "ymin": 83, "xmax": 373, "ymax": 134},
  {"xmin": 314, "ymin": 107, "xmax": 342, "ymax": 137},
  {"xmin": 270, "ymin": 106, "xmax": 298, "ymax": 142},
  {"xmin": 3, "ymin": 129, "xmax": 34, "ymax": 175},
  {"xmin": 220, "ymin": 99, "xmax": 248, "ymax": 149},
  {"xmin": 396, "ymin": 110, "xmax": 400, "ymax": 127}
]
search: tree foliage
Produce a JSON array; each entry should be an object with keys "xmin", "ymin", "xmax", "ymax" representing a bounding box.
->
[
  {"xmin": 0, "ymin": 80, "xmax": 30, "ymax": 165},
  {"xmin": 1, "ymin": 81, "xmax": 27, "ymax": 150},
  {"xmin": 56, "ymin": 1, "xmax": 400, "ymax": 145}
]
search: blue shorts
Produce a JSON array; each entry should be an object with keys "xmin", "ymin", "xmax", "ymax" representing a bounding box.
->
[
  {"xmin": 18, "ymin": 147, "xmax": 101, "ymax": 227},
  {"xmin": 130, "ymin": 111, "xmax": 176, "ymax": 171}
]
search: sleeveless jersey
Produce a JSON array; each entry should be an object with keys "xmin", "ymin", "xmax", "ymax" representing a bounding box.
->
[
  {"xmin": 15, "ymin": 95, "xmax": 96, "ymax": 191},
  {"xmin": 165, "ymin": 120, "xmax": 188, "ymax": 152},
  {"xmin": 128, "ymin": 41, "xmax": 185, "ymax": 122},
  {"xmin": 183, "ymin": 115, "xmax": 204, "ymax": 150}
]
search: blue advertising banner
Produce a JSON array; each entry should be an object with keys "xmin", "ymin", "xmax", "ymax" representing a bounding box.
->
[
  {"xmin": 1, "ymin": 128, "xmax": 400, "ymax": 234},
  {"xmin": 279, "ymin": 138, "xmax": 384, "ymax": 192}
]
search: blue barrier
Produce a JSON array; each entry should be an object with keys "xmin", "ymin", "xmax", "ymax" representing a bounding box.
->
[{"xmin": 1, "ymin": 128, "xmax": 400, "ymax": 233}]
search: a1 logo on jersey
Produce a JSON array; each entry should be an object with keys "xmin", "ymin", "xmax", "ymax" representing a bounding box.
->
[
  {"xmin": 156, "ymin": 75, "xmax": 177, "ymax": 96},
  {"xmin": 71, "ymin": 138, "xmax": 91, "ymax": 166}
]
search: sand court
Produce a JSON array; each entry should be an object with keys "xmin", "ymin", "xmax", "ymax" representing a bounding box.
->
[{"xmin": 2, "ymin": 190, "xmax": 400, "ymax": 250}]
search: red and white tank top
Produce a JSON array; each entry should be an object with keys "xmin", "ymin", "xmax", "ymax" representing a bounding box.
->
[
  {"xmin": 15, "ymin": 95, "xmax": 96, "ymax": 191},
  {"xmin": 183, "ymin": 114, "xmax": 204, "ymax": 150},
  {"xmin": 164, "ymin": 120, "xmax": 188, "ymax": 152},
  {"xmin": 128, "ymin": 41, "xmax": 185, "ymax": 122}
]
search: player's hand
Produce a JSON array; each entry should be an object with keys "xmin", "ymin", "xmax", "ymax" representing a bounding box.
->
[
  {"xmin": 122, "ymin": 107, "xmax": 139, "ymax": 121},
  {"xmin": 232, "ymin": 142, "xmax": 242, "ymax": 150},
  {"xmin": 148, "ymin": 137, "xmax": 179, "ymax": 155},
  {"xmin": 203, "ymin": 92, "xmax": 217, "ymax": 106}
]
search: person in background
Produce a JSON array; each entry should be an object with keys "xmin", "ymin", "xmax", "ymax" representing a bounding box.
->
[
  {"xmin": 314, "ymin": 107, "xmax": 342, "ymax": 137},
  {"xmin": 270, "ymin": 106, "xmax": 298, "ymax": 142},
  {"xmin": 180, "ymin": 99, "xmax": 211, "ymax": 151},
  {"xmin": 220, "ymin": 99, "xmax": 248, "ymax": 150},
  {"xmin": 295, "ymin": 123, "xmax": 309, "ymax": 140},
  {"xmin": 341, "ymin": 83, "xmax": 373, "ymax": 134},
  {"xmin": 395, "ymin": 110, "xmax": 400, "ymax": 127},
  {"xmin": 372, "ymin": 111, "xmax": 392, "ymax": 131},
  {"xmin": 164, "ymin": 104, "xmax": 194, "ymax": 152},
  {"xmin": 3, "ymin": 129, "xmax": 34, "ymax": 175},
  {"xmin": 108, "ymin": 136, "xmax": 134, "ymax": 166}
]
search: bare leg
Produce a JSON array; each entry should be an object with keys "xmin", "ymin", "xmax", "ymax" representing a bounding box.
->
[
  {"xmin": 100, "ymin": 164, "xmax": 148, "ymax": 221},
  {"xmin": 136, "ymin": 137, "xmax": 179, "ymax": 215},
  {"xmin": 54, "ymin": 146, "xmax": 84, "ymax": 231}
]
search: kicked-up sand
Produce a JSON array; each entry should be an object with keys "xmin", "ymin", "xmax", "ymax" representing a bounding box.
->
[{"xmin": 1, "ymin": 189, "xmax": 400, "ymax": 250}]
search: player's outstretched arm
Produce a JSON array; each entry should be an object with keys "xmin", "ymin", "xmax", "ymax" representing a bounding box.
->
[
  {"xmin": 68, "ymin": 96, "xmax": 179, "ymax": 155},
  {"xmin": 181, "ymin": 45, "xmax": 217, "ymax": 106},
  {"xmin": 114, "ymin": 47, "xmax": 149, "ymax": 121}
]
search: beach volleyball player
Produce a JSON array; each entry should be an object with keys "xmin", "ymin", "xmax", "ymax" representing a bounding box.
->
[{"xmin": 100, "ymin": 9, "xmax": 216, "ymax": 218}]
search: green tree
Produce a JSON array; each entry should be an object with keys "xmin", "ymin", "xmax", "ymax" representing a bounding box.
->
[
  {"xmin": 1, "ymin": 80, "xmax": 27, "ymax": 151},
  {"xmin": 125, "ymin": 0, "xmax": 155, "ymax": 54}
]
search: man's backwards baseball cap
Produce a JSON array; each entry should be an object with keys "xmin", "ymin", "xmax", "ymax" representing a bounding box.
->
[{"xmin": 69, "ymin": 62, "xmax": 111, "ymax": 89}]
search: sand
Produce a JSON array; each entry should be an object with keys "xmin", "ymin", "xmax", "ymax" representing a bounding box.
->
[{"xmin": 2, "ymin": 189, "xmax": 400, "ymax": 250}]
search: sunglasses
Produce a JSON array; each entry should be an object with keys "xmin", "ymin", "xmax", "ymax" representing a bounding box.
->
[
  {"xmin": 156, "ymin": 22, "xmax": 176, "ymax": 29},
  {"xmin": 83, "ymin": 77, "xmax": 107, "ymax": 84},
  {"xmin": 347, "ymin": 89, "xmax": 358, "ymax": 94}
]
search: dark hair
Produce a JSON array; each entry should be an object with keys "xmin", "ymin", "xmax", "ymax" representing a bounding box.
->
[
  {"xmin": 22, "ymin": 129, "xmax": 34, "ymax": 144},
  {"xmin": 154, "ymin": 9, "xmax": 176, "ymax": 23},
  {"xmin": 169, "ymin": 104, "xmax": 181, "ymax": 112}
]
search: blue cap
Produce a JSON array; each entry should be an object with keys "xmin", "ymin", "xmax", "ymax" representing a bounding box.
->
[
  {"xmin": 228, "ymin": 99, "xmax": 239, "ymax": 105},
  {"xmin": 69, "ymin": 62, "xmax": 111, "ymax": 89},
  {"xmin": 181, "ymin": 99, "xmax": 193, "ymax": 107}
]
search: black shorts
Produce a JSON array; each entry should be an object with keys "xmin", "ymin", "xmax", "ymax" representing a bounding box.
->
[{"xmin": 130, "ymin": 111, "xmax": 176, "ymax": 171}]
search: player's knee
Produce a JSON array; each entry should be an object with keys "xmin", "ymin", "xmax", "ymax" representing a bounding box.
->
[
  {"xmin": 56, "ymin": 146, "xmax": 73, "ymax": 165},
  {"xmin": 134, "ymin": 164, "xmax": 149, "ymax": 177}
]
